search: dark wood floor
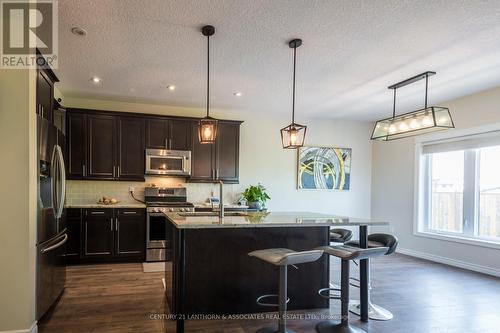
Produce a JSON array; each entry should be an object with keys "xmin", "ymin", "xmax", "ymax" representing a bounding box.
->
[{"xmin": 38, "ymin": 254, "xmax": 500, "ymax": 333}]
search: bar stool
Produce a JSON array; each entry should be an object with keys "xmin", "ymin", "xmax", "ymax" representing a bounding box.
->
[
  {"xmin": 330, "ymin": 229, "xmax": 353, "ymax": 244},
  {"xmin": 248, "ymin": 248, "xmax": 324, "ymax": 333},
  {"xmin": 345, "ymin": 233, "xmax": 398, "ymax": 321},
  {"xmin": 315, "ymin": 245, "xmax": 389, "ymax": 333}
]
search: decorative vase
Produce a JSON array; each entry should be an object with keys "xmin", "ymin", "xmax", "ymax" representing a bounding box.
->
[{"xmin": 248, "ymin": 201, "xmax": 263, "ymax": 210}]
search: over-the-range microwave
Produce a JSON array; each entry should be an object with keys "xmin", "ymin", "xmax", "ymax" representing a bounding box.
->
[{"xmin": 145, "ymin": 149, "xmax": 191, "ymax": 176}]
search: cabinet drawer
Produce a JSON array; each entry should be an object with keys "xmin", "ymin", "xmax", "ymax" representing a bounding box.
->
[
  {"xmin": 84, "ymin": 208, "xmax": 113, "ymax": 218},
  {"xmin": 116, "ymin": 208, "xmax": 145, "ymax": 217}
]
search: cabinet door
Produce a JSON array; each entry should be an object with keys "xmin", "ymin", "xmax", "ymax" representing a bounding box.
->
[
  {"xmin": 216, "ymin": 122, "xmax": 240, "ymax": 183},
  {"xmin": 36, "ymin": 70, "xmax": 53, "ymax": 122},
  {"xmin": 87, "ymin": 114, "xmax": 116, "ymax": 179},
  {"xmin": 115, "ymin": 209, "xmax": 145, "ymax": 258},
  {"xmin": 146, "ymin": 118, "xmax": 168, "ymax": 149},
  {"xmin": 67, "ymin": 113, "xmax": 86, "ymax": 179},
  {"xmin": 66, "ymin": 208, "xmax": 81, "ymax": 262},
  {"xmin": 83, "ymin": 209, "xmax": 114, "ymax": 257},
  {"xmin": 117, "ymin": 116, "xmax": 145, "ymax": 180},
  {"xmin": 169, "ymin": 119, "xmax": 192, "ymax": 150},
  {"xmin": 190, "ymin": 122, "xmax": 215, "ymax": 181}
]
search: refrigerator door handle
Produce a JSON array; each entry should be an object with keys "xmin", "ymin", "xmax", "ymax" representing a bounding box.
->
[
  {"xmin": 55, "ymin": 145, "xmax": 66, "ymax": 219},
  {"xmin": 50, "ymin": 145, "xmax": 58, "ymax": 215},
  {"xmin": 41, "ymin": 234, "xmax": 68, "ymax": 254}
]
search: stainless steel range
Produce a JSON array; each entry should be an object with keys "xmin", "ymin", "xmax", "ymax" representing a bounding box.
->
[{"xmin": 145, "ymin": 186, "xmax": 194, "ymax": 262}]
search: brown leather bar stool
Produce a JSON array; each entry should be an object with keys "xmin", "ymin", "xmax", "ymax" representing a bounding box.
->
[
  {"xmin": 315, "ymin": 245, "xmax": 389, "ymax": 333},
  {"xmin": 345, "ymin": 233, "xmax": 398, "ymax": 321},
  {"xmin": 248, "ymin": 248, "xmax": 324, "ymax": 333}
]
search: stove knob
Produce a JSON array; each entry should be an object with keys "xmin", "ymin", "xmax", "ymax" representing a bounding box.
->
[
  {"xmin": 169, "ymin": 208, "xmax": 174, "ymax": 212},
  {"xmin": 180, "ymin": 208, "xmax": 185, "ymax": 212},
  {"xmin": 154, "ymin": 208, "xmax": 159, "ymax": 213}
]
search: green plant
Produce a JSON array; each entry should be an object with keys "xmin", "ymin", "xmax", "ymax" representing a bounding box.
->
[{"xmin": 242, "ymin": 184, "xmax": 271, "ymax": 206}]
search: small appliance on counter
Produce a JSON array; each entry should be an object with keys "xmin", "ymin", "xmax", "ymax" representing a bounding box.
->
[{"xmin": 145, "ymin": 186, "xmax": 194, "ymax": 262}]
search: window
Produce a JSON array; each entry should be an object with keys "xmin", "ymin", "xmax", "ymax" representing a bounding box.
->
[{"xmin": 418, "ymin": 131, "xmax": 500, "ymax": 245}]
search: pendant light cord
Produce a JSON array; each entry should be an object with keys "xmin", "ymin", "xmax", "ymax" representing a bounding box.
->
[
  {"xmin": 424, "ymin": 73, "xmax": 428, "ymax": 109},
  {"xmin": 392, "ymin": 88, "xmax": 397, "ymax": 119},
  {"xmin": 206, "ymin": 34, "xmax": 210, "ymax": 118},
  {"xmin": 292, "ymin": 44, "xmax": 297, "ymax": 124}
]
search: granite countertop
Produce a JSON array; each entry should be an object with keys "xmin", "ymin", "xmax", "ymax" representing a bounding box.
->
[
  {"xmin": 164, "ymin": 211, "xmax": 389, "ymax": 229},
  {"xmin": 65, "ymin": 203, "xmax": 146, "ymax": 208}
]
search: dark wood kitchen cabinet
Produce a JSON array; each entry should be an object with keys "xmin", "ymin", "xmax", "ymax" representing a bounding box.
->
[
  {"xmin": 190, "ymin": 121, "xmax": 241, "ymax": 183},
  {"xmin": 66, "ymin": 208, "xmax": 81, "ymax": 264},
  {"xmin": 87, "ymin": 114, "xmax": 116, "ymax": 179},
  {"xmin": 67, "ymin": 208, "xmax": 145, "ymax": 263},
  {"xmin": 36, "ymin": 50, "xmax": 59, "ymax": 122},
  {"xmin": 114, "ymin": 208, "xmax": 145, "ymax": 257},
  {"xmin": 83, "ymin": 209, "xmax": 114, "ymax": 258},
  {"xmin": 146, "ymin": 117, "xmax": 192, "ymax": 150},
  {"xmin": 117, "ymin": 117, "xmax": 145, "ymax": 180},
  {"xmin": 67, "ymin": 110, "xmax": 146, "ymax": 181}
]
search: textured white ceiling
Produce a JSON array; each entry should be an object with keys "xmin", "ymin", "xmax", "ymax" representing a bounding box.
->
[{"xmin": 56, "ymin": 0, "xmax": 500, "ymax": 121}]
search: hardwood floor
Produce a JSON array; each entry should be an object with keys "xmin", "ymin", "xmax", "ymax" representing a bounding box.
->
[{"xmin": 38, "ymin": 254, "xmax": 500, "ymax": 333}]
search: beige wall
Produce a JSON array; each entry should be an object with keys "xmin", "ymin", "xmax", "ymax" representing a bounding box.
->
[
  {"xmin": 0, "ymin": 69, "xmax": 37, "ymax": 331},
  {"xmin": 371, "ymin": 86, "xmax": 500, "ymax": 276},
  {"xmin": 62, "ymin": 95, "xmax": 374, "ymax": 217}
]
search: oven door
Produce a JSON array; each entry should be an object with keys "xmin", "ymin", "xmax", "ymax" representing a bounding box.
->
[{"xmin": 145, "ymin": 150, "xmax": 191, "ymax": 176}]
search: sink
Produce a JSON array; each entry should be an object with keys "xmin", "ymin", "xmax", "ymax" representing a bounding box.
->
[{"xmin": 177, "ymin": 211, "xmax": 248, "ymax": 217}]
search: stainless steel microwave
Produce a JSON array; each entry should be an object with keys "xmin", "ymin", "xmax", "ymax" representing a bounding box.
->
[{"xmin": 145, "ymin": 149, "xmax": 191, "ymax": 176}]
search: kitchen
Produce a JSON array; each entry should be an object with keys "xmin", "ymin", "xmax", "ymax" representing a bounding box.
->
[{"xmin": 2, "ymin": 1, "xmax": 500, "ymax": 333}]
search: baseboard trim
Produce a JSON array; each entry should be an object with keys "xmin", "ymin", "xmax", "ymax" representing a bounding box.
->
[
  {"xmin": 397, "ymin": 247, "xmax": 500, "ymax": 278},
  {"xmin": 0, "ymin": 322, "xmax": 37, "ymax": 333}
]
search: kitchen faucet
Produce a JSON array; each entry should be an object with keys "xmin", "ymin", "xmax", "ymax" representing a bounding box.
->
[{"xmin": 212, "ymin": 180, "xmax": 224, "ymax": 219}]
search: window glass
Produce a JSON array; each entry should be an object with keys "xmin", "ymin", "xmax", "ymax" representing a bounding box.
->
[
  {"xmin": 478, "ymin": 146, "xmax": 500, "ymax": 239},
  {"xmin": 430, "ymin": 151, "xmax": 464, "ymax": 233}
]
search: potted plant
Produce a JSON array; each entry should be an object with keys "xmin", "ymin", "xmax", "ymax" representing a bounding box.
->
[{"xmin": 242, "ymin": 184, "xmax": 271, "ymax": 210}]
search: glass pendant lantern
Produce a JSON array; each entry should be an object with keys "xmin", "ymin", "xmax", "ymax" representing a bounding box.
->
[
  {"xmin": 198, "ymin": 25, "xmax": 218, "ymax": 144},
  {"xmin": 281, "ymin": 39, "xmax": 307, "ymax": 149},
  {"xmin": 371, "ymin": 71, "xmax": 454, "ymax": 141}
]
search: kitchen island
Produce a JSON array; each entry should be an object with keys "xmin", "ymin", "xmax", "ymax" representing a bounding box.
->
[{"xmin": 164, "ymin": 211, "xmax": 389, "ymax": 333}]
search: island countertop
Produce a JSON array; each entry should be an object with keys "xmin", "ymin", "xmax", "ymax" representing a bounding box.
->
[{"xmin": 163, "ymin": 211, "xmax": 389, "ymax": 229}]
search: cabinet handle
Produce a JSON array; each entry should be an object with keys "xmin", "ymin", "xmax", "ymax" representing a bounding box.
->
[
  {"xmin": 117, "ymin": 165, "xmax": 120, "ymax": 178},
  {"xmin": 110, "ymin": 218, "xmax": 113, "ymax": 231},
  {"xmin": 122, "ymin": 211, "xmax": 137, "ymax": 215},
  {"xmin": 41, "ymin": 106, "xmax": 44, "ymax": 118},
  {"xmin": 216, "ymin": 169, "xmax": 219, "ymax": 179},
  {"xmin": 169, "ymin": 138, "xmax": 172, "ymax": 149},
  {"xmin": 116, "ymin": 218, "xmax": 119, "ymax": 231},
  {"xmin": 82, "ymin": 164, "xmax": 85, "ymax": 177},
  {"xmin": 91, "ymin": 211, "xmax": 105, "ymax": 215}
]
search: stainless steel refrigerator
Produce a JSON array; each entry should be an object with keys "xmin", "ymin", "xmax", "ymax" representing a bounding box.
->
[{"xmin": 36, "ymin": 113, "xmax": 67, "ymax": 320}]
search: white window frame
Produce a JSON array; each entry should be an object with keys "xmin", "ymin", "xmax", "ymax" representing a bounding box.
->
[{"xmin": 414, "ymin": 123, "xmax": 500, "ymax": 250}]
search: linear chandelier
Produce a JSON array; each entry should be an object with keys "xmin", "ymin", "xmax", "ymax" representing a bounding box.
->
[{"xmin": 371, "ymin": 71, "xmax": 454, "ymax": 141}]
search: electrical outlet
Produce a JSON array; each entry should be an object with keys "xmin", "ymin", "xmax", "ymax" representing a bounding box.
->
[{"xmin": 129, "ymin": 186, "xmax": 135, "ymax": 193}]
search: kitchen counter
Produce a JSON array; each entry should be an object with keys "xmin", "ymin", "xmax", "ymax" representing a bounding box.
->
[
  {"xmin": 193, "ymin": 203, "xmax": 249, "ymax": 209},
  {"xmin": 164, "ymin": 211, "xmax": 388, "ymax": 229},
  {"xmin": 65, "ymin": 203, "xmax": 146, "ymax": 208}
]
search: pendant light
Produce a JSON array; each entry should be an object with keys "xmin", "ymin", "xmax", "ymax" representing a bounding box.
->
[
  {"xmin": 281, "ymin": 39, "xmax": 307, "ymax": 149},
  {"xmin": 198, "ymin": 25, "xmax": 218, "ymax": 144},
  {"xmin": 371, "ymin": 71, "xmax": 454, "ymax": 141}
]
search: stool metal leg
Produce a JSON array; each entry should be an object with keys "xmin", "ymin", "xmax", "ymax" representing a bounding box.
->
[
  {"xmin": 316, "ymin": 260, "xmax": 365, "ymax": 333},
  {"xmin": 257, "ymin": 265, "xmax": 295, "ymax": 333}
]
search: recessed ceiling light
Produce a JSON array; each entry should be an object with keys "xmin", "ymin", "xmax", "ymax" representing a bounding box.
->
[
  {"xmin": 167, "ymin": 85, "xmax": 176, "ymax": 91},
  {"xmin": 91, "ymin": 77, "xmax": 101, "ymax": 84},
  {"xmin": 71, "ymin": 27, "xmax": 87, "ymax": 37},
  {"xmin": 233, "ymin": 91, "xmax": 242, "ymax": 97}
]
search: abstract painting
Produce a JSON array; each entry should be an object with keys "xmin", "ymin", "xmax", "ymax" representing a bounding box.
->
[{"xmin": 298, "ymin": 147, "xmax": 351, "ymax": 190}]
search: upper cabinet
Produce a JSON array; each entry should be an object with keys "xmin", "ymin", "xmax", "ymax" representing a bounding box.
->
[
  {"xmin": 146, "ymin": 117, "xmax": 193, "ymax": 151},
  {"xmin": 190, "ymin": 121, "xmax": 241, "ymax": 183},
  {"xmin": 66, "ymin": 109, "xmax": 241, "ymax": 183},
  {"xmin": 36, "ymin": 50, "xmax": 59, "ymax": 122},
  {"xmin": 67, "ymin": 110, "xmax": 146, "ymax": 181}
]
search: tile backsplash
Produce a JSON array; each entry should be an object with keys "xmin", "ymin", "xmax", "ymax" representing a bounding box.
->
[{"xmin": 65, "ymin": 177, "xmax": 241, "ymax": 206}]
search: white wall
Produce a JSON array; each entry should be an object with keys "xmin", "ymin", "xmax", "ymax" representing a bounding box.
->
[
  {"xmin": 62, "ymin": 96, "xmax": 373, "ymax": 218},
  {"xmin": 371, "ymin": 86, "xmax": 500, "ymax": 276},
  {"xmin": 0, "ymin": 69, "xmax": 38, "ymax": 331}
]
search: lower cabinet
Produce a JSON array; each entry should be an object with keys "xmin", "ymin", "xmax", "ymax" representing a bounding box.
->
[{"xmin": 66, "ymin": 207, "xmax": 145, "ymax": 263}]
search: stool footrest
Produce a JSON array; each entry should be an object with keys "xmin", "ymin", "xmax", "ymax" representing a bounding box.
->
[
  {"xmin": 318, "ymin": 287, "xmax": 341, "ymax": 300},
  {"xmin": 256, "ymin": 294, "xmax": 290, "ymax": 307}
]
